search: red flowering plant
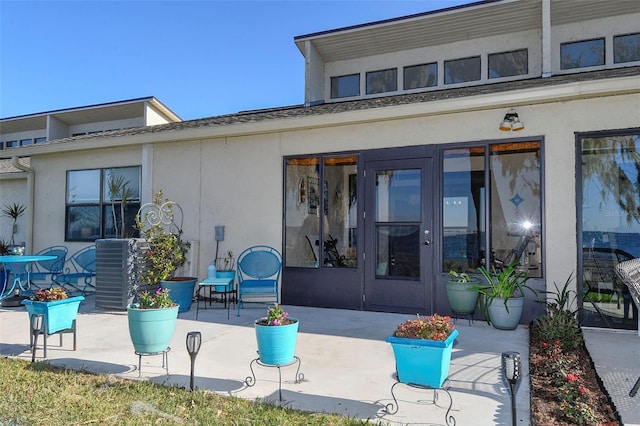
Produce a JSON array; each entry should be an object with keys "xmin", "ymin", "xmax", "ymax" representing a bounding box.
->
[
  {"xmin": 31, "ymin": 287, "xmax": 68, "ymax": 302},
  {"xmin": 391, "ymin": 313, "xmax": 454, "ymax": 341},
  {"xmin": 560, "ymin": 373, "xmax": 597, "ymax": 424}
]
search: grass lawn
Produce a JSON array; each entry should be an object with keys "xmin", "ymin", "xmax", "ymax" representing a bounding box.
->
[{"xmin": 0, "ymin": 357, "xmax": 377, "ymax": 425}]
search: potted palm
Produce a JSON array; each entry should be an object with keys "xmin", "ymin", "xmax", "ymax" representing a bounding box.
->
[
  {"xmin": 476, "ymin": 262, "xmax": 534, "ymax": 330},
  {"xmin": 254, "ymin": 304, "xmax": 299, "ymax": 365},
  {"xmin": 386, "ymin": 313, "xmax": 458, "ymax": 388},
  {"xmin": 127, "ymin": 288, "xmax": 179, "ymax": 353},
  {"xmin": 445, "ymin": 269, "xmax": 480, "ymax": 315},
  {"xmin": 135, "ymin": 190, "xmax": 195, "ymax": 313}
]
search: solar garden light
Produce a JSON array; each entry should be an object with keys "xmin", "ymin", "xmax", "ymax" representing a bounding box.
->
[
  {"xmin": 30, "ymin": 314, "xmax": 44, "ymax": 362},
  {"xmin": 186, "ymin": 331, "xmax": 202, "ymax": 391},
  {"xmin": 502, "ymin": 351, "xmax": 522, "ymax": 426}
]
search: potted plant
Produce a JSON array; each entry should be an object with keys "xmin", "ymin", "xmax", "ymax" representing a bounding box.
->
[
  {"xmin": 476, "ymin": 262, "xmax": 533, "ymax": 330},
  {"xmin": 2, "ymin": 202, "xmax": 25, "ymax": 246},
  {"xmin": 22, "ymin": 287, "xmax": 84, "ymax": 357},
  {"xmin": 386, "ymin": 313, "xmax": 458, "ymax": 388},
  {"xmin": 127, "ymin": 288, "xmax": 179, "ymax": 353},
  {"xmin": 445, "ymin": 269, "xmax": 480, "ymax": 316},
  {"xmin": 254, "ymin": 303, "xmax": 299, "ymax": 365},
  {"xmin": 135, "ymin": 190, "xmax": 195, "ymax": 313},
  {"xmin": 215, "ymin": 250, "xmax": 235, "ymax": 279}
]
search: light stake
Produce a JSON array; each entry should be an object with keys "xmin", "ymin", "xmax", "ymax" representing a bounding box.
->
[
  {"xmin": 502, "ymin": 351, "xmax": 521, "ymax": 426},
  {"xmin": 186, "ymin": 331, "xmax": 202, "ymax": 391}
]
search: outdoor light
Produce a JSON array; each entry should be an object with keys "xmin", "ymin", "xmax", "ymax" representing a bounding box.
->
[
  {"xmin": 502, "ymin": 351, "xmax": 522, "ymax": 426},
  {"xmin": 499, "ymin": 109, "xmax": 525, "ymax": 131},
  {"xmin": 186, "ymin": 331, "xmax": 202, "ymax": 391},
  {"xmin": 30, "ymin": 314, "xmax": 44, "ymax": 363}
]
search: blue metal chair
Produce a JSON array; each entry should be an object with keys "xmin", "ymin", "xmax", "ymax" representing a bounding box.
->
[
  {"xmin": 55, "ymin": 245, "xmax": 96, "ymax": 295},
  {"xmin": 29, "ymin": 246, "xmax": 69, "ymax": 289},
  {"xmin": 236, "ymin": 245, "xmax": 282, "ymax": 316}
]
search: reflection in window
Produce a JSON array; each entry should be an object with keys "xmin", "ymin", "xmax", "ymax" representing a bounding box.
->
[
  {"xmin": 561, "ymin": 38, "xmax": 605, "ymax": 69},
  {"xmin": 65, "ymin": 166, "xmax": 141, "ymax": 241},
  {"xmin": 366, "ymin": 68, "xmax": 397, "ymax": 94},
  {"xmin": 444, "ymin": 56, "xmax": 481, "ymax": 84},
  {"xmin": 614, "ymin": 33, "xmax": 640, "ymax": 63},
  {"xmin": 580, "ymin": 132, "xmax": 640, "ymax": 329},
  {"xmin": 442, "ymin": 142, "xmax": 542, "ymax": 278},
  {"xmin": 331, "ymin": 74, "xmax": 360, "ymax": 98},
  {"xmin": 488, "ymin": 49, "xmax": 528, "ymax": 78},
  {"xmin": 284, "ymin": 156, "xmax": 358, "ymax": 268},
  {"xmin": 404, "ymin": 63, "xmax": 437, "ymax": 90}
]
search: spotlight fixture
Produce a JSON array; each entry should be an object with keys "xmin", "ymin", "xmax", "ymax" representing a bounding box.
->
[{"xmin": 499, "ymin": 109, "xmax": 525, "ymax": 131}]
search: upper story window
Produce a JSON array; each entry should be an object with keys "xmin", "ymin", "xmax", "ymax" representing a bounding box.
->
[
  {"xmin": 561, "ymin": 38, "xmax": 605, "ymax": 70},
  {"xmin": 444, "ymin": 56, "xmax": 481, "ymax": 84},
  {"xmin": 65, "ymin": 166, "xmax": 141, "ymax": 241},
  {"xmin": 488, "ymin": 49, "xmax": 528, "ymax": 78},
  {"xmin": 404, "ymin": 63, "xmax": 437, "ymax": 90},
  {"xmin": 614, "ymin": 33, "xmax": 640, "ymax": 64},
  {"xmin": 34, "ymin": 137, "xmax": 46, "ymax": 144},
  {"xmin": 331, "ymin": 74, "xmax": 360, "ymax": 99},
  {"xmin": 366, "ymin": 68, "xmax": 397, "ymax": 95},
  {"xmin": 5, "ymin": 140, "xmax": 18, "ymax": 148},
  {"xmin": 20, "ymin": 139, "xmax": 32, "ymax": 146}
]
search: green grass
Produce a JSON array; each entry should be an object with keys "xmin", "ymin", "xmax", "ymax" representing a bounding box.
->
[{"xmin": 0, "ymin": 357, "xmax": 379, "ymax": 425}]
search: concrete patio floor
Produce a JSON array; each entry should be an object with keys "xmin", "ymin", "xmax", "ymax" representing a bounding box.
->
[{"xmin": 0, "ymin": 295, "xmax": 637, "ymax": 425}]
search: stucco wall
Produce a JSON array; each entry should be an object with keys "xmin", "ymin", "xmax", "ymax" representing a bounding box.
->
[{"xmin": 0, "ymin": 177, "xmax": 28, "ymax": 246}]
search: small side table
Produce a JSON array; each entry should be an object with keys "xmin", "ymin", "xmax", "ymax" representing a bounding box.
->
[{"xmin": 196, "ymin": 277, "xmax": 234, "ymax": 319}]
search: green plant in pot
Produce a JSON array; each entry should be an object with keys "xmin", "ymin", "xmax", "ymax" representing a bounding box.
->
[
  {"xmin": 254, "ymin": 303, "xmax": 299, "ymax": 365},
  {"xmin": 215, "ymin": 250, "xmax": 235, "ymax": 279},
  {"xmin": 445, "ymin": 269, "xmax": 480, "ymax": 316},
  {"xmin": 135, "ymin": 190, "xmax": 195, "ymax": 313},
  {"xmin": 476, "ymin": 262, "xmax": 534, "ymax": 330},
  {"xmin": 2, "ymin": 203, "xmax": 26, "ymax": 246},
  {"xmin": 127, "ymin": 288, "xmax": 179, "ymax": 353}
]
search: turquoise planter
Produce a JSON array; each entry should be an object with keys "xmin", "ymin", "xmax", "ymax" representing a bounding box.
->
[
  {"xmin": 160, "ymin": 278, "xmax": 197, "ymax": 313},
  {"xmin": 127, "ymin": 305, "xmax": 179, "ymax": 353},
  {"xmin": 386, "ymin": 329, "xmax": 459, "ymax": 388},
  {"xmin": 215, "ymin": 271, "xmax": 235, "ymax": 292},
  {"xmin": 254, "ymin": 318, "xmax": 298, "ymax": 365},
  {"xmin": 23, "ymin": 296, "xmax": 84, "ymax": 334}
]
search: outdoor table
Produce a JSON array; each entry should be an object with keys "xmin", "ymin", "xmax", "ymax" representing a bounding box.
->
[{"xmin": 0, "ymin": 255, "xmax": 57, "ymax": 301}]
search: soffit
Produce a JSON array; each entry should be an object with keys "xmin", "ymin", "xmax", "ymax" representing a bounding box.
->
[{"xmin": 295, "ymin": 0, "xmax": 640, "ymax": 62}]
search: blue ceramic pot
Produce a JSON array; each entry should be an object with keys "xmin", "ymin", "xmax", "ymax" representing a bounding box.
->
[
  {"xmin": 254, "ymin": 318, "xmax": 298, "ymax": 365},
  {"xmin": 160, "ymin": 277, "xmax": 197, "ymax": 313},
  {"xmin": 22, "ymin": 296, "xmax": 85, "ymax": 334},
  {"xmin": 386, "ymin": 329, "xmax": 459, "ymax": 388},
  {"xmin": 127, "ymin": 304, "xmax": 179, "ymax": 353}
]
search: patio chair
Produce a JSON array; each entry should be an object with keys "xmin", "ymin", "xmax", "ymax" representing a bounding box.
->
[
  {"xmin": 28, "ymin": 246, "xmax": 68, "ymax": 290},
  {"xmin": 55, "ymin": 245, "xmax": 96, "ymax": 295},
  {"xmin": 236, "ymin": 245, "xmax": 282, "ymax": 316},
  {"xmin": 614, "ymin": 257, "xmax": 640, "ymax": 397}
]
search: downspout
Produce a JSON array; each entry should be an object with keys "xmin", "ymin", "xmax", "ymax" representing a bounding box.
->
[{"xmin": 11, "ymin": 157, "xmax": 34, "ymax": 253}]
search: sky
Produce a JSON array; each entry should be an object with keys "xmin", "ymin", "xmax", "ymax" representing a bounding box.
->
[{"xmin": 0, "ymin": 0, "xmax": 471, "ymax": 121}]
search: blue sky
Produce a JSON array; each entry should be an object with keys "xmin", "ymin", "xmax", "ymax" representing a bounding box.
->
[{"xmin": 1, "ymin": 0, "xmax": 470, "ymax": 121}]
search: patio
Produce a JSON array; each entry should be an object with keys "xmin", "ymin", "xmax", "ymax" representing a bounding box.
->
[{"xmin": 0, "ymin": 295, "xmax": 638, "ymax": 425}]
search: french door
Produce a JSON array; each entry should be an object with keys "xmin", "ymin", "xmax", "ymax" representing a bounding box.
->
[{"xmin": 363, "ymin": 157, "xmax": 434, "ymax": 313}]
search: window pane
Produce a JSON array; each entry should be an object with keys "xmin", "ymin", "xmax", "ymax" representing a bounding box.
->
[
  {"xmin": 580, "ymin": 133, "xmax": 640, "ymax": 328},
  {"xmin": 20, "ymin": 139, "xmax": 32, "ymax": 146},
  {"xmin": 444, "ymin": 56, "xmax": 481, "ymax": 84},
  {"xmin": 614, "ymin": 33, "xmax": 640, "ymax": 63},
  {"xmin": 490, "ymin": 142, "xmax": 542, "ymax": 278},
  {"xmin": 331, "ymin": 74, "xmax": 360, "ymax": 98},
  {"xmin": 443, "ymin": 147, "xmax": 486, "ymax": 273},
  {"xmin": 6, "ymin": 140, "xmax": 18, "ymax": 148},
  {"xmin": 323, "ymin": 156, "xmax": 358, "ymax": 268},
  {"xmin": 104, "ymin": 167, "xmax": 141, "ymax": 202},
  {"xmin": 404, "ymin": 63, "xmax": 437, "ymax": 90},
  {"xmin": 66, "ymin": 206, "xmax": 100, "ymax": 241},
  {"xmin": 376, "ymin": 225, "xmax": 420, "ymax": 278},
  {"xmin": 67, "ymin": 169, "xmax": 100, "ymax": 203},
  {"xmin": 366, "ymin": 68, "xmax": 397, "ymax": 94},
  {"xmin": 488, "ymin": 49, "xmax": 528, "ymax": 78},
  {"xmin": 375, "ymin": 169, "xmax": 421, "ymax": 222},
  {"xmin": 561, "ymin": 38, "xmax": 605, "ymax": 69},
  {"xmin": 103, "ymin": 203, "xmax": 141, "ymax": 238},
  {"xmin": 284, "ymin": 157, "xmax": 320, "ymax": 267},
  {"xmin": 34, "ymin": 137, "xmax": 46, "ymax": 143}
]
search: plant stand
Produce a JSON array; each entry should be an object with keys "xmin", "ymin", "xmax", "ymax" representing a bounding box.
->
[
  {"xmin": 244, "ymin": 356, "xmax": 304, "ymax": 401},
  {"xmin": 384, "ymin": 378, "xmax": 455, "ymax": 426},
  {"xmin": 135, "ymin": 347, "xmax": 170, "ymax": 378}
]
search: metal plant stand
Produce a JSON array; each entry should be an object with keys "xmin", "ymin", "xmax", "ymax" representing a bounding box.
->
[
  {"xmin": 135, "ymin": 347, "xmax": 170, "ymax": 378},
  {"xmin": 245, "ymin": 356, "xmax": 304, "ymax": 401},
  {"xmin": 384, "ymin": 378, "xmax": 456, "ymax": 426}
]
